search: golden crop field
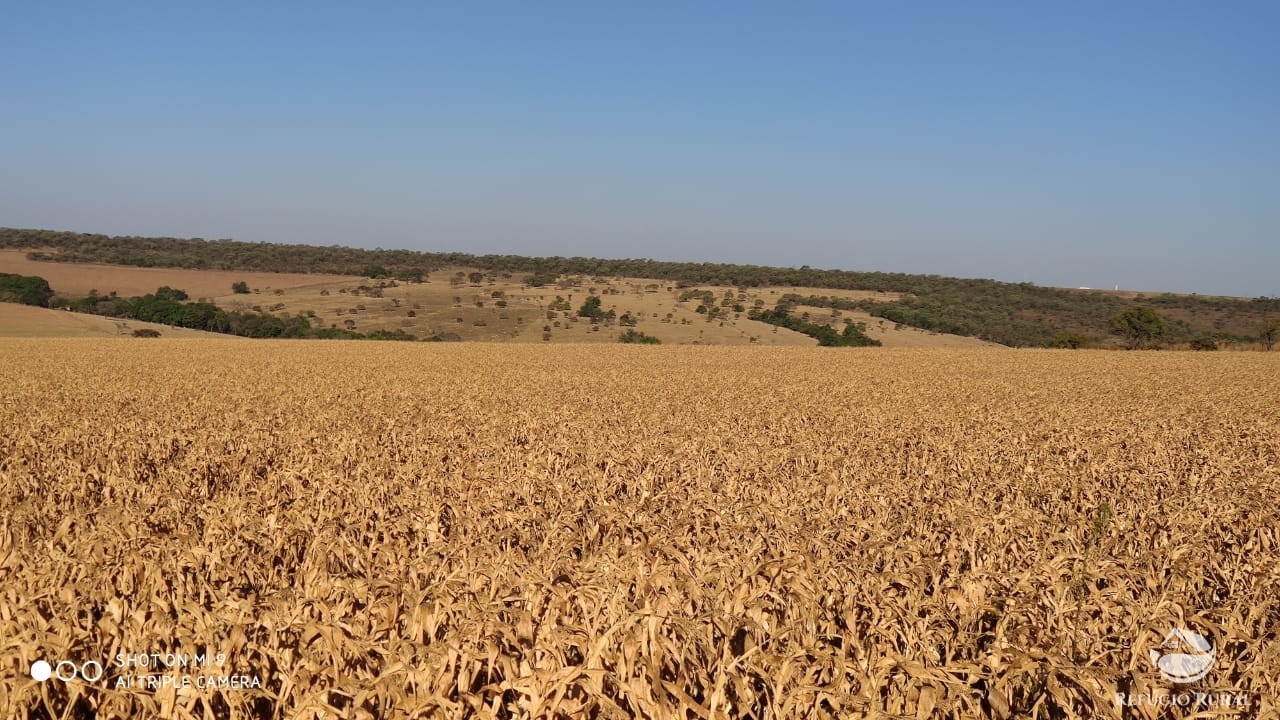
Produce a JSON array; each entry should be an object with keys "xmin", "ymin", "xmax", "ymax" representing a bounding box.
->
[{"xmin": 1, "ymin": 340, "xmax": 1277, "ymax": 719}]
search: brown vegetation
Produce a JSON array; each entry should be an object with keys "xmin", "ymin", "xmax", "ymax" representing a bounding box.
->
[{"xmin": 2, "ymin": 342, "xmax": 1277, "ymax": 718}]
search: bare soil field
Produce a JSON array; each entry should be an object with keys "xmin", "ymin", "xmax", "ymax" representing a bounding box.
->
[{"xmin": 2, "ymin": 341, "xmax": 1276, "ymax": 718}]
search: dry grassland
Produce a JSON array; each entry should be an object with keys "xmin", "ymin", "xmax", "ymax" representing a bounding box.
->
[
  {"xmin": 0, "ymin": 250, "xmax": 360, "ymax": 299},
  {"xmin": 1, "ymin": 342, "xmax": 1277, "ymax": 719},
  {"xmin": 207, "ymin": 275, "xmax": 967, "ymax": 348},
  {"xmin": 209, "ymin": 273, "xmax": 824, "ymax": 346},
  {"xmin": 1, "ymin": 251, "xmax": 987, "ymax": 347},
  {"xmin": 0, "ymin": 304, "xmax": 234, "ymax": 339}
]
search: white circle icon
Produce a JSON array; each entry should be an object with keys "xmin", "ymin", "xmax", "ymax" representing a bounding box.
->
[
  {"xmin": 1151, "ymin": 628, "xmax": 1216, "ymax": 683},
  {"xmin": 30, "ymin": 661, "xmax": 52, "ymax": 682}
]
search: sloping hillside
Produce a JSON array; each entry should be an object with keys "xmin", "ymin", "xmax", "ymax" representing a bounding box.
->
[
  {"xmin": 2, "ymin": 228, "xmax": 1277, "ymax": 347},
  {"xmin": 0, "ymin": 304, "xmax": 237, "ymax": 339}
]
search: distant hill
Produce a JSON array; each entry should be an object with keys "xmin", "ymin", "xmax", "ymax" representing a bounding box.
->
[{"xmin": 2, "ymin": 227, "xmax": 1276, "ymax": 348}]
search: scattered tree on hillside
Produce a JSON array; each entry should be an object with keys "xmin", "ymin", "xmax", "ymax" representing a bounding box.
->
[
  {"xmin": 232, "ymin": 281, "xmax": 250, "ymax": 294},
  {"xmin": 578, "ymin": 296, "xmax": 603, "ymax": 320},
  {"xmin": 1260, "ymin": 318, "xmax": 1279, "ymax": 351},
  {"xmin": 5, "ymin": 227, "xmax": 1277, "ymax": 348},
  {"xmin": 1109, "ymin": 306, "xmax": 1166, "ymax": 349},
  {"xmin": 61, "ymin": 286, "xmax": 417, "ymax": 341}
]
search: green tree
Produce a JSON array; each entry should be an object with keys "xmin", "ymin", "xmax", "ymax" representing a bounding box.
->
[
  {"xmin": 231, "ymin": 281, "xmax": 250, "ymax": 294},
  {"xmin": 1050, "ymin": 331, "xmax": 1092, "ymax": 349},
  {"xmin": 1109, "ymin": 306, "xmax": 1166, "ymax": 349},
  {"xmin": 578, "ymin": 296, "xmax": 603, "ymax": 319},
  {"xmin": 154, "ymin": 286, "xmax": 189, "ymax": 302},
  {"xmin": 618, "ymin": 329, "xmax": 660, "ymax": 344},
  {"xmin": 1260, "ymin": 318, "xmax": 1280, "ymax": 351}
]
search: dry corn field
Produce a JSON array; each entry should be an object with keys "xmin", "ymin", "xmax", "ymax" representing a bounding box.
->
[{"xmin": 1, "ymin": 339, "xmax": 1277, "ymax": 720}]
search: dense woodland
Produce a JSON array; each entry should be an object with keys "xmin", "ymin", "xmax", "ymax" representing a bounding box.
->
[
  {"xmin": 3, "ymin": 227, "xmax": 1277, "ymax": 347},
  {"xmin": 0, "ymin": 273, "xmax": 53, "ymax": 307}
]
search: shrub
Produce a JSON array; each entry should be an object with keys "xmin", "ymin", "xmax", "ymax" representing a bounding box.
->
[
  {"xmin": 131, "ymin": 328, "xmax": 161, "ymax": 338},
  {"xmin": 618, "ymin": 329, "xmax": 661, "ymax": 344},
  {"xmin": 1050, "ymin": 332, "xmax": 1092, "ymax": 349}
]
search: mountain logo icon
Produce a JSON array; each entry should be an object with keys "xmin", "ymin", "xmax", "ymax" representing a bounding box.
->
[{"xmin": 1150, "ymin": 628, "xmax": 1216, "ymax": 683}]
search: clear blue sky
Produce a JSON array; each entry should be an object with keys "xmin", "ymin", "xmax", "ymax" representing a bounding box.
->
[{"xmin": 2, "ymin": 2, "xmax": 1276, "ymax": 295}]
